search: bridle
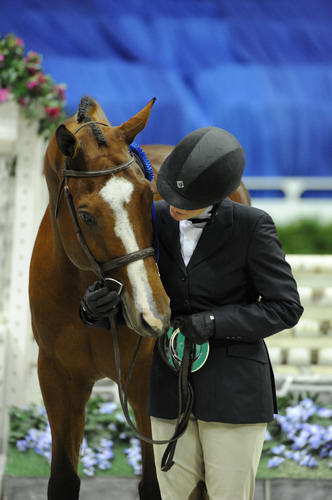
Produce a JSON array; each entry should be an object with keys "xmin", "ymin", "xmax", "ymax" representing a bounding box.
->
[
  {"xmin": 55, "ymin": 120, "xmax": 155, "ymax": 288},
  {"xmin": 55, "ymin": 120, "xmax": 193, "ymax": 471}
]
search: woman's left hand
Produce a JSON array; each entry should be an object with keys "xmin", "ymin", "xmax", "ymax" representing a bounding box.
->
[{"xmin": 174, "ymin": 312, "xmax": 215, "ymax": 344}]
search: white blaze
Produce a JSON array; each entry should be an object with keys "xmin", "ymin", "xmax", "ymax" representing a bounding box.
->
[{"xmin": 99, "ymin": 177, "xmax": 162, "ymax": 330}]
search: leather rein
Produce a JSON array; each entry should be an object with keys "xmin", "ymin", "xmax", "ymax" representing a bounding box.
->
[{"xmin": 55, "ymin": 120, "xmax": 193, "ymax": 471}]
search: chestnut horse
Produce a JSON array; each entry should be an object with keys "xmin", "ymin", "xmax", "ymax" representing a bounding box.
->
[
  {"xmin": 29, "ymin": 96, "xmax": 250, "ymax": 500},
  {"xmin": 29, "ymin": 96, "xmax": 171, "ymax": 500}
]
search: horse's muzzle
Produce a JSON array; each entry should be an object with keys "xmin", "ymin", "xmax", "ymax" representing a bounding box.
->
[{"xmin": 140, "ymin": 312, "xmax": 170, "ymax": 338}]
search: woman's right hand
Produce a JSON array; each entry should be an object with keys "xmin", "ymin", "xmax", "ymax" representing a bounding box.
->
[{"xmin": 81, "ymin": 280, "xmax": 121, "ymax": 319}]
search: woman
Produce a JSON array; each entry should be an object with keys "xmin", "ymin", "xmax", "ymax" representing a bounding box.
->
[{"xmin": 80, "ymin": 127, "xmax": 303, "ymax": 500}]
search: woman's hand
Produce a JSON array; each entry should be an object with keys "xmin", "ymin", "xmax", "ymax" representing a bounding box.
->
[
  {"xmin": 174, "ymin": 312, "xmax": 215, "ymax": 344},
  {"xmin": 81, "ymin": 280, "xmax": 121, "ymax": 320}
]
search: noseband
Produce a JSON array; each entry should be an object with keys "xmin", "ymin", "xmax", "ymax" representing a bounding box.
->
[{"xmin": 55, "ymin": 121, "xmax": 155, "ymax": 283}]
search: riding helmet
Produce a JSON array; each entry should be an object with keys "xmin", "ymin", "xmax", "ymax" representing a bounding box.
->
[{"xmin": 157, "ymin": 127, "xmax": 245, "ymax": 209}]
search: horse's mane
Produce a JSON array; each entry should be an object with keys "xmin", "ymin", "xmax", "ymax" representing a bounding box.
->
[{"xmin": 77, "ymin": 96, "xmax": 108, "ymax": 147}]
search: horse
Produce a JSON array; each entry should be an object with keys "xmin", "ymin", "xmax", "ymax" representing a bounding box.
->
[
  {"xmin": 29, "ymin": 95, "xmax": 250, "ymax": 500},
  {"xmin": 29, "ymin": 96, "xmax": 171, "ymax": 500}
]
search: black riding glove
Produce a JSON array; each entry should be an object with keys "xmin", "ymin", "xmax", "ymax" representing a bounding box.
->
[
  {"xmin": 80, "ymin": 280, "xmax": 121, "ymax": 327},
  {"xmin": 174, "ymin": 312, "xmax": 215, "ymax": 345}
]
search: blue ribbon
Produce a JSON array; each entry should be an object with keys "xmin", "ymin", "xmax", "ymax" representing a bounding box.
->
[
  {"xmin": 129, "ymin": 142, "xmax": 159, "ymax": 262},
  {"xmin": 129, "ymin": 142, "xmax": 154, "ymax": 181}
]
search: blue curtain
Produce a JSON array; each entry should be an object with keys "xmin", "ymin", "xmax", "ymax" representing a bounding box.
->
[{"xmin": 1, "ymin": 0, "xmax": 332, "ymax": 176}]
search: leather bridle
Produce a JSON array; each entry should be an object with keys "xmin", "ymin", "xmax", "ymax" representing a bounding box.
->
[{"xmin": 55, "ymin": 121, "xmax": 155, "ymax": 284}]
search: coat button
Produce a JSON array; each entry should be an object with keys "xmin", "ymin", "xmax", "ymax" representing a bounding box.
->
[{"xmin": 180, "ymin": 276, "xmax": 186, "ymax": 281}]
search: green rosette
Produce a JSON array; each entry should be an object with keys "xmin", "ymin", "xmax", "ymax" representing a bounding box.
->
[{"xmin": 165, "ymin": 327, "xmax": 210, "ymax": 372}]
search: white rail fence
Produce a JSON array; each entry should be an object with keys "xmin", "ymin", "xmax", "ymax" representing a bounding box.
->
[
  {"xmin": 0, "ymin": 102, "xmax": 332, "ymax": 483},
  {"xmin": 243, "ymin": 176, "xmax": 332, "ymax": 223}
]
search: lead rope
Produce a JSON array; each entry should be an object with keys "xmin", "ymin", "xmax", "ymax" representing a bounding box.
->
[{"xmin": 110, "ymin": 314, "xmax": 194, "ymax": 471}]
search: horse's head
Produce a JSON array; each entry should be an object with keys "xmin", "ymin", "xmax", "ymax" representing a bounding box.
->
[{"xmin": 47, "ymin": 96, "xmax": 170, "ymax": 337}]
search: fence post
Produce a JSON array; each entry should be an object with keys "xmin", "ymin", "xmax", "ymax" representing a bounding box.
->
[{"xmin": 0, "ymin": 104, "xmax": 47, "ymax": 480}]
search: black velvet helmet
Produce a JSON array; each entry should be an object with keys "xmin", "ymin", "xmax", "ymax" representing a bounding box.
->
[{"xmin": 157, "ymin": 127, "xmax": 245, "ymax": 209}]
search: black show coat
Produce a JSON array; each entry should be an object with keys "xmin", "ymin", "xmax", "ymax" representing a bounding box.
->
[{"xmin": 149, "ymin": 199, "xmax": 303, "ymax": 423}]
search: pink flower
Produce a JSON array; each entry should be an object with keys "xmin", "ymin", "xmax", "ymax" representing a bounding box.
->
[
  {"xmin": 0, "ymin": 88, "xmax": 10, "ymax": 103},
  {"xmin": 37, "ymin": 73, "xmax": 46, "ymax": 84},
  {"xmin": 27, "ymin": 79, "xmax": 39, "ymax": 89},
  {"xmin": 55, "ymin": 84, "xmax": 66, "ymax": 100},
  {"xmin": 26, "ymin": 64, "xmax": 40, "ymax": 75},
  {"xmin": 26, "ymin": 51, "xmax": 40, "ymax": 61},
  {"xmin": 18, "ymin": 97, "xmax": 28, "ymax": 106},
  {"xmin": 45, "ymin": 106, "xmax": 61, "ymax": 119},
  {"xmin": 15, "ymin": 37, "xmax": 24, "ymax": 47},
  {"xmin": 0, "ymin": 54, "xmax": 5, "ymax": 62}
]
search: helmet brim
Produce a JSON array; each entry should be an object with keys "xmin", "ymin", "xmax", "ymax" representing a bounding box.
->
[{"xmin": 157, "ymin": 170, "xmax": 209, "ymax": 210}]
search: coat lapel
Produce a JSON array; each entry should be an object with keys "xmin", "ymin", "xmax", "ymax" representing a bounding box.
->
[
  {"xmin": 186, "ymin": 199, "xmax": 234, "ymax": 271},
  {"xmin": 158, "ymin": 203, "xmax": 187, "ymax": 272}
]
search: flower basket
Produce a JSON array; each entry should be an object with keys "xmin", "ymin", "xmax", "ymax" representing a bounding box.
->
[{"xmin": 0, "ymin": 33, "xmax": 67, "ymax": 140}]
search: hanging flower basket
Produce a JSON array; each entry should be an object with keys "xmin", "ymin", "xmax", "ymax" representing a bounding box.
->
[{"xmin": 0, "ymin": 33, "xmax": 67, "ymax": 139}]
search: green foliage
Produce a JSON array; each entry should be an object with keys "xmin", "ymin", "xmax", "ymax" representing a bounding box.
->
[
  {"xmin": 276, "ymin": 219, "xmax": 332, "ymax": 254},
  {"xmin": 0, "ymin": 33, "xmax": 67, "ymax": 139},
  {"xmin": 8, "ymin": 405, "xmax": 46, "ymax": 445},
  {"xmin": 9, "ymin": 396, "xmax": 136, "ymax": 447},
  {"xmin": 84, "ymin": 395, "xmax": 136, "ymax": 447}
]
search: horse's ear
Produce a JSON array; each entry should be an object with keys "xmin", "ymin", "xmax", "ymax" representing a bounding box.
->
[
  {"xmin": 56, "ymin": 125, "xmax": 79, "ymax": 158},
  {"xmin": 119, "ymin": 98, "xmax": 156, "ymax": 144}
]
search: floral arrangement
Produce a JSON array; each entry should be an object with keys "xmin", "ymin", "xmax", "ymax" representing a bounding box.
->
[
  {"xmin": 0, "ymin": 33, "xmax": 67, "ymax": 138},
  {"xmin": 9, "ymin": 396, "xmax": 142, "ymax": 477},
  {"xmin": 264, "ymin": 397, "xmax": 332, "ymax": 469},
  {"xmin": 9, "ymin": 395, "xmax": 332, "ymax": 477}
]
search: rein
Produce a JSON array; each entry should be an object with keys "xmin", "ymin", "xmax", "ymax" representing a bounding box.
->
[
  {"xmin": 110, "ymin": 314, "xmax": 194, "ymax": 471},
  {"xmin": 55, "ymin": 120, "xmax": 192, "ymax": 471}
]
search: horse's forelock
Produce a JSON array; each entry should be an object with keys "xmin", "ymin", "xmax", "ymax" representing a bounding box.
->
[
  {"xmin": 77, "ymin": 96, "xmax": 94, "ymax": 123},
  {"xmin": 76, "ymin": 96, "xmax": 108, "ymax": 147}
]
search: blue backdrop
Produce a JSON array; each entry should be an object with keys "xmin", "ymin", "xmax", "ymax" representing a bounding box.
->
[{"xmin": 1, "ymin": 0, "xmax": 332, "ymax": 177}]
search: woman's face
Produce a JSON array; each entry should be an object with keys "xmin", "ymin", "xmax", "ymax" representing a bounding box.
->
[{"xmin": 169, "ymin": 205, "xmax": 208, "ymax": 221}]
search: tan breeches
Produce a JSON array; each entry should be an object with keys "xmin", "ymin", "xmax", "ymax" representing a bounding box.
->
[{"xmin": 151, "ymin": 417, "xmax": 267, "ymax": 500}]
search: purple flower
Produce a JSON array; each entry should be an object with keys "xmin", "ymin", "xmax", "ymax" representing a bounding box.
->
[
  {"xmin": 264, "ymin": 430, "xmax": 272, "ymax": 441},
  {"xmin": 290, "ymin": 451, "xmax": 302, "ymax": 463},
  {"xmin": 16, "ymin": 439, "xmax": 28, "ymax": 452},
  {"xmin": 99, "ymin": 402, "xmax": 117, "ymax": 414},
  {"xmin": 319, "ymin": 448, "xmax": 329, "ymax": 458},
  {"xmin": 0, "ymin": 54, "xmax": 5, "ymax": 62},
  {"xmin": 268, "ymin": 456, "xmax": 285, "ymax": 468},
  {"xmin": 317, "ymin": 407, "xmax": 332, "ymax": 419},
  {"xmin": 124, "ymin": 438, "xmax": 142, "ymax": 475},
  {"xmin": 299, "ymin": 455, "xmax": 318, "ymax": 468},
  {"xmin": 271, "ymin": 444, "xmax": 286, "ymax": 455}
]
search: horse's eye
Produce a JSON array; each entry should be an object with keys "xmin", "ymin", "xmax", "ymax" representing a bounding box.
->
[{"xmin": 79, "ymin": 211, "xmax": 96, "ymax": 226}]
